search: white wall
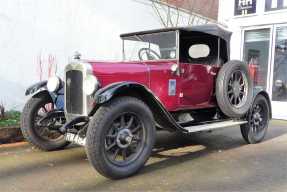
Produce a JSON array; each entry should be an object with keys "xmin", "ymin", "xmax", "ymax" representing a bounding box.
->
[{"xmin": 0, "ymin": 0, "xmax": 169, "ymax": 110}]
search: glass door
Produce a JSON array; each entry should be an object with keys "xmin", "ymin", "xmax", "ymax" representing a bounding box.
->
[
  {"xmin": 243, "ymin": 27, "xmax": 272, "ymax": 91},
  {"xmin": 270, "ymin": 25, "xmax": 287, "ymax": 119},
  {"xmin": 243, "ymin": 25, "xmax": 287, "ymax": 120}
]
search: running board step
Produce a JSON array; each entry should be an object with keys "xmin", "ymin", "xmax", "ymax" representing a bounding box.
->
[{"xmin": 183, "ymin": 120, "xmax": 247, "ymax": 133}]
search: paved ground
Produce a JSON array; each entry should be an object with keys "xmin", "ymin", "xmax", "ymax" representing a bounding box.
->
[{"xmin": 0, "ymin": 120, "xmax": 287, "ymax": 192}]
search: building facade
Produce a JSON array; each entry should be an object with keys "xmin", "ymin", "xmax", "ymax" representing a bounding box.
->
[
  {"xmin": 165, "ymin": 0, "xmax": 218, "ymax": 20},
  {"xmin": 219, "ymin": 0, "xmax": 287, "ymax": 120}
]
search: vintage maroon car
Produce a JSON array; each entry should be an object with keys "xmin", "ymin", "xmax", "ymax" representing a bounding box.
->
[{"xmin": 21, "ymin": 24, "xmax": 271, "ymax": 179}]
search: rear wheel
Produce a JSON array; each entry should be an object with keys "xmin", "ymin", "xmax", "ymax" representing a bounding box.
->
[
  {"xmin": 86, "ymin": 96, "xmax": 155, "ymax": 179},
  {"xmin": 20, "ymin": 93, "xmax": 69, "ymax": 151},
  {"xmin": 240, "ymin": 95, "xmax": 270, "ymax": 144}
]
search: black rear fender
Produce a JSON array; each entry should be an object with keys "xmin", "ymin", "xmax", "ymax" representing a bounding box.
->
[{"xmin": 253, "ymin": 89, "xmax": 272, "ymax": 119}]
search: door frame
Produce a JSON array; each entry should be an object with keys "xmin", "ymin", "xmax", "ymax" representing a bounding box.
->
[{"xmin": 269, "ymin": 23, "xmax": 287, "ymax": 119}]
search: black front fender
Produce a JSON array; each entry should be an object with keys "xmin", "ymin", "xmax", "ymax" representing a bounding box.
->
[
  {"xmin": 94, "ymin": 82, "xmax": 151, "ymax": 104},
  {"xmin": 25, "ymin": 81, "xmax": 64, "ymax": 110},
  {"xmin": 93, "ymin": 82, "xmax": 184, "ymax": 132},
  {"xmin": 25, "ymin": 81, "xmax": 48, "ymax": 96}
]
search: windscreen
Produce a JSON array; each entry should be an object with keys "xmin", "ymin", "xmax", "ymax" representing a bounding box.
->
[{"xmin": 122, "ymin": 31, "xmax": 177, "ymax": 61}]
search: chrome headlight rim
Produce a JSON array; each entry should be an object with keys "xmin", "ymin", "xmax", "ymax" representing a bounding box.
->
[
  {"xmin": 83, "ymin": 74, "xmax": 99, "ymax": 95},
  {"xmin": 47, "ymin": 76, "xmax": 62, "ymax": 92}
]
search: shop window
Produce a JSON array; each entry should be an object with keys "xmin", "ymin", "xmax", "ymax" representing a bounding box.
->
[
  {"xmin": 272, "ymin": 26, "xmax": 287, "ymax": 101},
  {"xmin": 234, "ymin": 0, "xmax": 257, "ymax": 16},
  {"xmin": 243, "ymin": 29, "xmax": 270, "ymax": 90},
  {"xmin": 265, "ymin": 0, "xmax": 287, "ymax": 11}
]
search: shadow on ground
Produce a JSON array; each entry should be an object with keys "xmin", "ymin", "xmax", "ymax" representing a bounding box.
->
[{"xmin": 72, "ymin": 121, "xmax": 287, "ymax": 191}]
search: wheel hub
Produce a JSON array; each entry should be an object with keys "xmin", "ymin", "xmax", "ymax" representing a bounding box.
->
[
  {"xmin": 116, "ymin": 129, "xmax": 133, "ymax": 148},
  {"xmin": 104, "ymin": 112, "xmax": 145, "ymax": 166},
  {"xmin": 233, "ymin": 81, "xmax": 241, "ymax": 97},
  {"xmin": 253, "ymin": 112, "xmax": 262, "ymax": 126},
  {"xmin": 227, "ymin": 70, "xmax": 248, "ymax": 108}
]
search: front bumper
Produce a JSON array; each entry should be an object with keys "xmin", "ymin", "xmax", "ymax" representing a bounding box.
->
[{"xmin": 59, "ymin": 116, "xmax": 90, "ymax": 133}]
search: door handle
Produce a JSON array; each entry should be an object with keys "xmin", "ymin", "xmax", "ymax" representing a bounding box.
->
[{"xmin": 170, "ymin": 64, "xmax": 180, "ymax": 76}]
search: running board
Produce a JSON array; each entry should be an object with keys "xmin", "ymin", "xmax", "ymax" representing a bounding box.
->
[{"xmin": 183, "ymin": 120, "xmax": 247, "ymax": 133}]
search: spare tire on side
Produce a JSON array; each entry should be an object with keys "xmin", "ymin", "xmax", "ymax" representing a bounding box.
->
[{"xmin": 216, "ymin": 60, "xmax": 253, "ymax": 118}]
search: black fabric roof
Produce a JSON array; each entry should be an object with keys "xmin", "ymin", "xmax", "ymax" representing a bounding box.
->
[{"xmin": 120, "ymin": 24, "xmax": 232, "ymax": 42}]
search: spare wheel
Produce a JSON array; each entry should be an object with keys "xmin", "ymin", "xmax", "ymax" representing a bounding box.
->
[{"xmin": 216, "ymin": 60, "xmax": 253, "ymax": 118}]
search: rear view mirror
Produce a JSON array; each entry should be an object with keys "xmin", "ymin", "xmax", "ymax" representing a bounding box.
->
[{"xmin": 188, "ymin": 44, "xmax": 210, "ymax": 59}]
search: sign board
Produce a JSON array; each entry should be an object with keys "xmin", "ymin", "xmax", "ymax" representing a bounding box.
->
[{"xmin": 234, "ymin": 0, "xmax": 257, "ymax": 15}]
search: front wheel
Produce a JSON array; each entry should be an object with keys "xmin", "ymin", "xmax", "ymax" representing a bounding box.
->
[
  {"xmin": 20, "ymin": 93, "xmax": 69, "ymax": 151},
  {"xmin": 240, "ymin": 94, "xmax": 270, "ymax": 144},
  {"xmin": 86, "ymin": 96, "xmax": 155, "ymax": 179}
]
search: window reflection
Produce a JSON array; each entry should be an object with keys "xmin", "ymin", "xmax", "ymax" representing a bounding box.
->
[
  {"xmin": 244, "ymin": 29, "xmax": 270, "ymax": 90},
  {"xmin": 265, "ymin": 0, "xmax": 287, "ymax": 11},
  {"xmin": 272, "ymin": 27, "xmax": 287, "ymax": 101}
]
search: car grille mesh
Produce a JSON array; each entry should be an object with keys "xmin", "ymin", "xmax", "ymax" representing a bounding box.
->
[{"xmin": 66, "ymin": 70, "xmax": 83, "ymax": 114}]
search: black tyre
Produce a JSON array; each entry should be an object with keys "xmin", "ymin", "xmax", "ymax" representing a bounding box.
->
[
  {"xmin": 216, "ymin": 60, "xmax": 253, "ymax": 118},
  {"xmin": 86, "ymin": 96, "xmax": 155, "ymax": 179},
  {"xmin": 240, "ymin": 94, "xmax": 270, "ymax": 144},
  {"xmin": 21, "ymin": 93, "xmax": 69, "ymax": 151}
]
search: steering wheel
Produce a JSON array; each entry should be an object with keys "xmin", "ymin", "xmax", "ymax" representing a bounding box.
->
[{"xmin": 138, "ymin": 48, "xmax": 161, "ymax": 61}]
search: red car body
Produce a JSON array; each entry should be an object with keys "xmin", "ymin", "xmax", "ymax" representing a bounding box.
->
[{"xmin": 89, "ymin": 60, "xmax": 218, "ymax": 112}]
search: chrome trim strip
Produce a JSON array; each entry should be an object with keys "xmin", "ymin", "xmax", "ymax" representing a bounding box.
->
[{"xmin": 176, "ymin": 30, "xmax": 180, "ymax": 64}]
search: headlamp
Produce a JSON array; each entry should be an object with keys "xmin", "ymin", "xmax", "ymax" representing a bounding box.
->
[
  {"xmin": 83, "ymin": 75, "xmax": 99, "ymax": 95},
  {"xmin": 47, "ymin": 76, "xmax": 61, "ymax": 92}
]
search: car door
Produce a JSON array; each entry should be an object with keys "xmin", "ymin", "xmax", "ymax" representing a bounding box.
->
[
  {"xmin": 179, "ymin": 43, "xmax": 219, "ymax": 109},
  {"xmin": 179, "ymin": 63, "xmax": 218, "ymax": 109}
]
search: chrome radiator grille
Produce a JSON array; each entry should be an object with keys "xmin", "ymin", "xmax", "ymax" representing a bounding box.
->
[{"xmin": 65, "ymin": 70, "xmax": 83, "ymax": 114}]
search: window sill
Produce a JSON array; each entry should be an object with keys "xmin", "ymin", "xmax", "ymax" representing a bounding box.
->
[
  {"xmin": 264, "ymin": 9, "xmax": 287, "ymax": 15},
  {"xmin": 233, "ymin": 13, "xmax": 258, "ymax": 19}
]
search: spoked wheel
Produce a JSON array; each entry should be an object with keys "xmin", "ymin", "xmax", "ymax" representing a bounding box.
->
[
  {"xmin": 227, "ymin": 70, "xmax": 248, "ymax": 108},
  {"xmin": 34, "ymin": 104, "xmax": 65, "ymax": 141},
  {"xmin": 105, "ymin": 113, "xmax": 145, "ymax": 166},
  {"xmin": 216, "ymin": 60, "xmax": 253, "ymax": 118},
  {"xmin": 21, "ymin": 93, "xmax": 69, "ymax": 151},
  {"xmin": 86, "ymin": 97, "xmax": 155, "ymax": 179},
  {"xmin": 241, "ymin": 94, "xmax": 270, "ymax": 144}
]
